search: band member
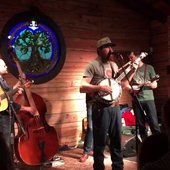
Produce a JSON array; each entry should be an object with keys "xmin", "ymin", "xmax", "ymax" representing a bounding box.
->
[
  {"xmin": 79, "ymin": 93, "xmax": 93, "ymax": 162},
  {"xmin": 123, "ymin": 51, "xmax": 160, "ymax": 141},
  {"xmin": 0, "ymin": 131, "xmax": 15, "ymax": 170},
  {"xmin": 0, "ymin": 58, "xmax": 35, "ymax": 163},
  {"xmin": 80, "ymin": 37, "xmax": 124, "ymax": 170}
]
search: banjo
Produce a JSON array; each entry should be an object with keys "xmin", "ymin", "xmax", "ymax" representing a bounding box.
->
[{"xmin": 97, "ymin": 52, "xmax": 147, "ymax": 105}]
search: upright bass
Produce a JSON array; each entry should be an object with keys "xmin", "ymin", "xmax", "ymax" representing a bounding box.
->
[{"xmin": 9, "ymin": 47, "xmax": 59, "ymax": 166}]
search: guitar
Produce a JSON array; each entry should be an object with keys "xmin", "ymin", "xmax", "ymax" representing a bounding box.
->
[
  {"xmin": 0, "ymin": 81, "xmax": 32, "ymax": 112},
  {"xmin": 131, "ymin": 74, "xmax": 160, "ymax": 93}
]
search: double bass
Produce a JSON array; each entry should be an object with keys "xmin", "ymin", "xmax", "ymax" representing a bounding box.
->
[{"xmin": 9, "ymin": 48, "xmax": 59, "ymax": 165}]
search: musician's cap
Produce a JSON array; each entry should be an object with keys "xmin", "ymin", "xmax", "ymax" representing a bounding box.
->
[{"xmin": 97, "ymin": 37, "xmax": 116, "ymax": 49}]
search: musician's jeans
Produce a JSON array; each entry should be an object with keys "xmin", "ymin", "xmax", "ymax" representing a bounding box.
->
[
  {"xmin": 92, "ymin": 103, "xmax": 124, "ymax": 170},
  {"xmin": 132, "ymin": 100, "xmax": 161, "ymax": 141},
  {"xmin": 83, "ymin": 102, "xmax": 93, "ymax": 153},
  {"xmin": 0, "ymin": 112, "xmax": 14, "ymax": 150}
]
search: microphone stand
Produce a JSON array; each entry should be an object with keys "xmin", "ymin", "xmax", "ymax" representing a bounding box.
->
[{"xmin": 115, "ymin": 54, "xmax": 146, "ymax": 155}]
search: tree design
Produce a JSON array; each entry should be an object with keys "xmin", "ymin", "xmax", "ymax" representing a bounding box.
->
[{"xmin": 14, "ymin": 29, "xmax": 57, "ymax": 75}]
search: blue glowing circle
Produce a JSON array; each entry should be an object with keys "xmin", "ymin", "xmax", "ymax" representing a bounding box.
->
[{"xmin": 0, "ymin": 11, "xmax": 66, "ymax": 84}]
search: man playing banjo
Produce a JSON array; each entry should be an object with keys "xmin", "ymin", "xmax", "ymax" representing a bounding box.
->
[{"xmin": 80, "ymin": 37, "xmax": 128, "ymax": 170}]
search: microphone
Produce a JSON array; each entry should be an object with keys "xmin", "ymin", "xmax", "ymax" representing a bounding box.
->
[
  {"xmin": 113, "ymin": 52, "xmax": 123, "ymax": 60},
  {"xmin": 108, "ymin": 51, "xmax": 114, "ymax": 55},
  {"xmin": 107, "ymin": 51, "xmax": 114, "ymax": 58},
  {"xmin": 140, "ymin": 52, "xmax": 148, "ymax": 58}
]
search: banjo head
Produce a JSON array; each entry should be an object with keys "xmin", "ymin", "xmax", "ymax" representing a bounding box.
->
[{"xmin": 98, "ymin": 79, "xmax": 122, "ymax": 105}]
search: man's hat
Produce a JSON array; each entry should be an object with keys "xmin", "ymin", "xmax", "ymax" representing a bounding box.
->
[{"xmin": 97, "ymin": 37, "xmax": 116, "ymax": 49}]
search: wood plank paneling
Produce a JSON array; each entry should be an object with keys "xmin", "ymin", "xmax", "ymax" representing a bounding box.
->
[
  {"xmin": 150, "ymin": 17, "xmax": 170, "ymax": 115},
  {"xmin": 0, "ymin": 0, "xmax": 150, "ymax": 147}
]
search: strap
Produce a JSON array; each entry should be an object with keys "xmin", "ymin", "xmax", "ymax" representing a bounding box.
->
[
  {"xmin": 143, "ymin": 64, "xmax": 148, "ymax": 82},
  {"xmin": 139, "ymin": 64, "xmax": 147, "ymax": 92},
  {"xmin": 101, "ymin": 62, "xmax": 115, "ymax": 79},
  {"xmin": 109, "ymin": 62, "xmax": 116, "ymax": 78}
]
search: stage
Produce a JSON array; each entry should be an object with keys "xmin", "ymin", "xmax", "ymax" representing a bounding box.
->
[{"xmin": 15, "ymin": 134, "xmax": 137, "ymax": 170}]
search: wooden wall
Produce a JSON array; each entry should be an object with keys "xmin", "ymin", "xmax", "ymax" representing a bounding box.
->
[
  {"xmin": 149, "ymin": 17, "xmax": 170, "ymax": 117},
  {"xmin": 0, "ymin": 0, "xmax": 150, "ymax": 147}
]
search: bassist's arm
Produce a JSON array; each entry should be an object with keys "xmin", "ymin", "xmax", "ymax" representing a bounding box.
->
[{"xmin": 20, "ymin": 105, "xmax": 36, "ymax": 116}]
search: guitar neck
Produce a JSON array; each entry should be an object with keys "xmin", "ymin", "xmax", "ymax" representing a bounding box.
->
[
  {"xmin": 0, "ymin": 86, "xmax": 22, "ymax": 100},
  {"xmin": 133, "ymin": 75, "xmax": 159, "ymax": 89}
]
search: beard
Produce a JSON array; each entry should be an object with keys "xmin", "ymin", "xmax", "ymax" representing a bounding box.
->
[{"xmin": 101, "ymin": 51, "xmax": 112, "ymax": 62}]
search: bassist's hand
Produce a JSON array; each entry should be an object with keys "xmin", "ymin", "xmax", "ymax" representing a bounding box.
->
[
  {"xmin": 16, "ymin": 88, "xmax": 24, "ymax": 95},
  {"xmin": 13, "ymin": 81, "xmax": 21, "ymax": 89},
  {"xmin": 20, "ymin": 106, "xmax": 36, "ymax": 116}
]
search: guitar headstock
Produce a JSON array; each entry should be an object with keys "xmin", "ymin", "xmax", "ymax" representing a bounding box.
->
[
  {"xmin": 133, "ymin": 52, "xmax": 148, "ymax": 65},
  {"xmin": 150, "ymin": 74, "xmax": 160, "ymax": 83},
  {"xmin": 153, "ymin": 74, "xmax": 160, "ymax": 81},
  {"xmin": 140, "ymin": 52, "xmax": 148, "ymax": 59}
]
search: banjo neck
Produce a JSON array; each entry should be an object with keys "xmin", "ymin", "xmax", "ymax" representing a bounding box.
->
[
  {"xmin": 116, "ymin": 52, "xmax": 148, "ymax": 82},
  {"xmin": 116, "ymin": 66, "xmax": 132, "ymax": 82}
]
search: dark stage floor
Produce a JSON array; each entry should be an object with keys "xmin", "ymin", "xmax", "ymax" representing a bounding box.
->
[
  {"xmin": 15, "ymin": 135, "xmax": 137, "ymax": 170},
  {"xmin": 15, "ymin": 148, "xmax": 137, "ymax": 170}
]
